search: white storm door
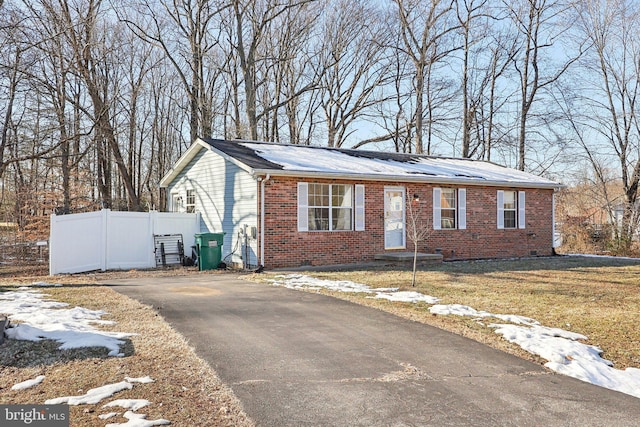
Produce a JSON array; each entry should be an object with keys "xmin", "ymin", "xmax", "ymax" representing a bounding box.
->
[{"xmin": 384, "ymin": 187, "xmax": 405, "ymax": 249}]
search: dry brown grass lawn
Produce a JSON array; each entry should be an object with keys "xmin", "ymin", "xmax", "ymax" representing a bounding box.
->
[
  {"xmin": 2, "ymin": 256, "xmax": 639, "ymax": 426},
  {"xmin": 255, "ymin": 256, "xmax": 640, "ymax": 370},
  {"xmin": 0, "ymin": 267, "xmax": 253, "ymax": 427}
]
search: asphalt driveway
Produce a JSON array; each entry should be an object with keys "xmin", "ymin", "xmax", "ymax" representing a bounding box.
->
[{"xmin": 106, "ymin": 273, "xmax": 640, "ymax": 426}]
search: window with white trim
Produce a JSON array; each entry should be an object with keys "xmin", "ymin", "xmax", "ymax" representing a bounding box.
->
[
  {"xmin": 503, "ymin": 191, "xmax": 517, "ymax": 228},
  {"xmin": 171, "ymin": 194, "xmax": 183, "ymax": 213},
  {"xmin": 298, "ymin": 183, "xmax": 365, "ymax": 232},
  {"xmin": 185, "ymin": 189, "xmax": 196, "ymax": 213},
  {"xmin": 310, "ymin": 183, "xmax": 351, "ymax": 231},
  {"xmin": 433, "ymin": 188, "xmax": 466, "ymax": 230},
  {"xmin": 497, "ymin": 190, "xmax": 526, "ymax": 229}
]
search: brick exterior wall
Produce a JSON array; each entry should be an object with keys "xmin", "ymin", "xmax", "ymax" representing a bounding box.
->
[{"xmin": 261, "ymin": 177, "xmax": 555, "ymax": 269}]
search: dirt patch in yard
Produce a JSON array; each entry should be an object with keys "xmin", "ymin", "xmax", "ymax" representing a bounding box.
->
[
  {"xmin": 168, "ymin": 286, "xmax": 224, "ymax": 296},
  {"xmin": 0, "ymin": 266, "xmax": 253, "ymax": 427}
]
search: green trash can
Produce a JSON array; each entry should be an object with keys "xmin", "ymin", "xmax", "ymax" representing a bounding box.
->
[{"xmin": 195, "ymin": 232, "xmax": 225, "ymax": 270}]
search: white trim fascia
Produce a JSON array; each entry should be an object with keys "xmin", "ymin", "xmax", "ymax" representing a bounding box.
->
[
  {"xmin": 160, "ymin": 138, "xmax": 256, "ymax": 187},
  {"xmin": 250, "ymin": 169, "xmax": 564, "ymax": 190}
]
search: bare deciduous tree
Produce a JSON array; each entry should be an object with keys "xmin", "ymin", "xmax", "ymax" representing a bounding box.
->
[
  {"xmin": 504, "ymin": 0, "xmax": 581, "ymax": 171},
  {"xmin": 392, "ymin": 0, "xmax": 458, "ymax": 154},
  {"xmin": 564, "ymin": 0, "xmax": 640, "ymax": 252}
]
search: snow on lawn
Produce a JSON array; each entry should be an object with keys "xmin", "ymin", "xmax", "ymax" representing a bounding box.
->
[
  {"xmin": 430, "ymin": 304, "xmax": 539, "ymax": 325},
  {"xmin": 11, "ymin": 375, "xmax": 45, "ymax": 390},
  {"xmin": 45, "ymin": 381, "xmax": 134, "ymax": 406},
  {"xmin": 105, "ymin": 411, "xmax": 170, "ymax": 427},
  {"xmin": 370, "ymin": 291, "xmax": 439, "ymax": 304},
  {"xmin": 268, "ymin": 274, "xmax": 432, "ymax": 301},
  {"xmin": 0, "ymin": 286, "xmax": 135, "ymax": 357},
  {"xmin": 271, "ymin": 274, "xmax": 640, "ymax": 399},
  {"xmin": 490, "ymin": 323, "xmax": 640, "ymax": 399},
  {"xmin": 104, "ymin": 399, "xmax": 152, "ymax": 411},
  {"xmin": 2, "ymin": 283, "xmax": 171, "ymax": 425},
  {"xmin": 44, "ymin": 378, "xmax": 167, "ymax": 426}
]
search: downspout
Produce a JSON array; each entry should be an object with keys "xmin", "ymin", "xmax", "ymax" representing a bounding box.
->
[{"xmin": 260, "ymin": 174, "xmax": 271, "ymax": 268}]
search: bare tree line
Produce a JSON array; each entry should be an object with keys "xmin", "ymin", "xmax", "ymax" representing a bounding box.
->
[{"xmin": 0, "ymin": 0, "xmax": 639, "ymax": 248}]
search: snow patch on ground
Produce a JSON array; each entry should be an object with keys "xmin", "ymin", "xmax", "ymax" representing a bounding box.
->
[
  {"xmin": 271, "ymin": 274, "xmax": 640, "ymax": 400},
  {"xmin": 429, "ymin": 304, "xmax": 539, "ymax": 325},
  {"xmin": 269, "ymin": 274, "xmax": 438, "ymax": 303},
  {"xmin": 105, "ymin": 411, "xmax": 170, "ymax": 427},
  {"xmin": 104, "ymin": 399, "xmax": 152, "ymax": 411},
  {"xmin": 125, "ymin": 376, "xmax": 155, "ymax": 384},
  {"xmin": 1, "ymin": 284, "xmax": 168, "ymax": 424},
  {"xmin": 11, "ymin": 375, "xmax": 45, "ymax": 390},
  {"xmin": 0, "ymin": 287, "xmax": 134, "ymax": 356},
  {"xmin": 369, "ymin": 291, "xmax": 439, "ymax": 304},
  {"xmin": 45, "ymin": 381, "xmax": 134, "ymax": 405}
]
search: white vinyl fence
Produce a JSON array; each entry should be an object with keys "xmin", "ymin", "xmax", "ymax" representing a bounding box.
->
[{"xmin": 50, "ymin": 209, "xmax": 201, "ymax": 275}]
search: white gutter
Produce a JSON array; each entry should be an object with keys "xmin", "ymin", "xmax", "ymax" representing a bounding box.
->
[
  {"xmin": 259, "ymin": 174, "xmax": 271, "ymax": 268},
  {"xmin": 250, "ymin": 169, "xmax": 565, "ymax": 190}
]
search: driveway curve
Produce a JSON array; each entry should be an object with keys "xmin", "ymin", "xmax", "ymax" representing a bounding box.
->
[{"xmin": 107, "ymin": 273, "xmax": 640, "ymax": 426}]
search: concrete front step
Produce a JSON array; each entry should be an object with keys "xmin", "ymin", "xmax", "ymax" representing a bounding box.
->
[{"xmin": 374, "ymin": 252, "xmax": 443, "ymax": 264}]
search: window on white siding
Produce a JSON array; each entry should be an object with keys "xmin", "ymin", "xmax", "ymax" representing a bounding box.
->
[
  {"xmin": 185, "ymin": 189, "xmax": 196, "ymax": 213},
  {"xmin": 298, "ymin": 183, "xmax": 353, "ymax": 231},
  {"xmin": 433, "ymin": 188, "xmax": 466, "ymax": 230},
  {"xmin": 497, "ymin": 190, "xmax": 526, "ymax": 229},
  {"xmin": 172, "ymin": 194, "xmax": 183, "ymax": 213}
]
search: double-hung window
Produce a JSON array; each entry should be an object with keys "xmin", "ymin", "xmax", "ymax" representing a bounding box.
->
[
  {"xmin": 185, "ymin": 189, "xmax": 196, "ymax": 213},
  {"xmin": 433, "ymin": 188, "xmax": 466, "ymax": 230},
  {"xmin": 308, "ymin": 183, "xmax": 352, "ymax": 231},
  {"xmin": 171, "ymin": 194, "xmax": 183, "ymax": 213},
  {"xmin": 497, "ymin": 190, "xmax": 526, "ymax": 229},
  {"xmin": 298, "ymin": 183, "xmax": 365, "ymax": 232}
]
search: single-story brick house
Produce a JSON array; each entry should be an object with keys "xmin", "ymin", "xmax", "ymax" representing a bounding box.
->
[{"xmin": 160, "ymin": 137, "xmax": 563, "ymax": 269}]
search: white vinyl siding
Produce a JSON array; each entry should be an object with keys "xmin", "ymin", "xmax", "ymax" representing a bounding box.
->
[{"xmin": 166, "ymin": 148, "xmax": 258, "ymax": 267}]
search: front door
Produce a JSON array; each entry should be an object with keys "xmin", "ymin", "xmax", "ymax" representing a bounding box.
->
[{"xmin": 384, "ymin": 187, "xmax": 405, "ymax": 249}]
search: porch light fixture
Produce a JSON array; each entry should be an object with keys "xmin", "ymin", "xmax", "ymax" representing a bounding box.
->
[{"xmin": 413, "ymin": 194, "xmax": 420, "ymax": 202}]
